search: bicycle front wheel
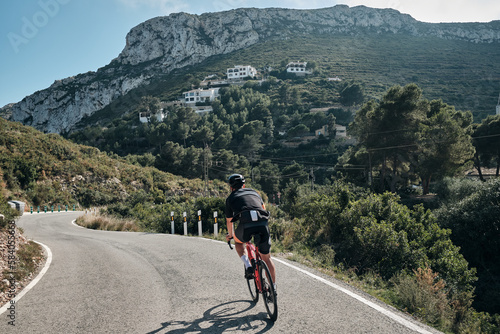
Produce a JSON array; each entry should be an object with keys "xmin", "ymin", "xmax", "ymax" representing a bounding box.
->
[
  {"xmin": 246, "ymin": 266, "xmax": 259, "ymax": 303},
  {"xmin": 259, "ymin": 260, "xmax": 278, "ymax": 321}
]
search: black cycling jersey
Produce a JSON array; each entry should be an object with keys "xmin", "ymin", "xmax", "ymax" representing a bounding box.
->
[
  {"xmin": 225, "ymin": 188, "xmax": 269, "ymax": 224},
  {"xmin": 226, "ymin": 187, "xmax": 271, "ymax": 253}
]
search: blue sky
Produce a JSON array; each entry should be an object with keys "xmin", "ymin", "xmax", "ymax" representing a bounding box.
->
[{"xmin": 1, "ymin": 0, "xmax": 499, "ymax": 108}]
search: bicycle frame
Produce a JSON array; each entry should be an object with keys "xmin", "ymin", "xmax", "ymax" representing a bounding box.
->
[{"xmin": 246, "ymin": 241, "xmax": 263, "ymax": 292}]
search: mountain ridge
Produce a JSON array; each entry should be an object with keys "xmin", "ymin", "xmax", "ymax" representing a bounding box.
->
[{"xmin": 2, "ymin": 5, "xmax": 500, "ymax": 134}]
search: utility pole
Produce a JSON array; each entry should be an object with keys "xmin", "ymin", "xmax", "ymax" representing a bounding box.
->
[
  {"xmin": 368, "ymin": 151, "xmax": 373, "ymax": 190},
  {"xmin": 496, "ymin": 92, "xmax": 500, "ymax": 115},
  {"xmin": 203, "ymin": 144, "xmax": 210, "ymax": 197},
  {"xmin": 310, "ymin": 167, "xmax": 315, "ymax": 191}
]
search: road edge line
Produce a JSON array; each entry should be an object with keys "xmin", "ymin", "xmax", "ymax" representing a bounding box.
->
[
  {"xmin": 273, "ymin": 258, "xmax": 435, "ymax": 334},
  {"xmin": 72, "ymin": 219, "xmax": 84, "ymax": 228},
  {"xmin": 0, "ymin": 241, "xmax": 53, "ymax": 315}
]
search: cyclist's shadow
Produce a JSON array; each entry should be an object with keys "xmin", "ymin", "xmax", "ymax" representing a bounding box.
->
[{"xmin": 147, "ymin": 300, "xmax": 275, "ymax": 333}]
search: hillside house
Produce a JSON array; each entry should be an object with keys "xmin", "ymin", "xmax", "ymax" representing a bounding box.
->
[
  {"xmin": 286, "ymin": 61, "xmax": 313, "ymax": 76},
  {"xmin": 139, "ymin": 109, "xmax": 165, "ymax": 123},
  {"xmin": 180, "ymin": 87, "xmax": 220, "ymax": 113},
  {"xmin": 227, "ymin": 65, "xmax": 257, "ymax": 80},
  {"xmin": 334, "ymin": 124, "xmax": 347, "ymax": 137},
  {"xmin": 183, "ymin": 88, "xmax": 220, "ymax": 105},
  {"xmin": 315, "ymin": 125, "xmax": 329, "ymax": 137}
]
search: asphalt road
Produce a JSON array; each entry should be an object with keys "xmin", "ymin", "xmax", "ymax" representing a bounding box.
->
[{"xmin": 1, "ymin": 212, "xmax": 442, "ymax": 333}]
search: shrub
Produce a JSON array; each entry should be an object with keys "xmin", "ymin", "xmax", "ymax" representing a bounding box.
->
[
  {"xmin": 338, "ymin": 193, "xmax": 476, "ymax": 292},
  {"xmin": 392, "ymin": 267, "xmax": 452, "ymax": 328},
  {"xmin": 433, "ymin": 177, "xmax": 483, "ymax": 205}
]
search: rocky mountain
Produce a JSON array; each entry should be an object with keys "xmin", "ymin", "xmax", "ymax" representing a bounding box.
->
[{"xmin": 2, "ymin": 5, "xmax": 500, "ymax": 134}]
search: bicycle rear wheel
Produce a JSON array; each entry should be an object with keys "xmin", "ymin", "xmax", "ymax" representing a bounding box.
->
[
  {"xmin": 259, "ymin": 260, "xmax": 278, "ymax": 321},
  {"xmin": 246, "ymin": 266, "xmax": 259, "ymax": 303}
]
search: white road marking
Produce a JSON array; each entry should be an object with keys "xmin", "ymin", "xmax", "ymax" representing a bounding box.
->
[
  {"xmin": 0, "ymin": 241, "xmax": 53, "ymax": 315},
  {"xmin": 203, "ymin": 236, "xmax": 434, "ymax": 332},
  {"xmin": 273, "ymin": 258, "xmax": 434, "ymax": 334},
  {"xmin": 71, "ymin": 219, "xmax": 84, "ymax": 228}
]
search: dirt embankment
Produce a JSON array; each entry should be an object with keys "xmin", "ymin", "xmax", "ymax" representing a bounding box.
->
[{"xmin": 0, "ymin": 224, "xmax": 45, "ymax": 307}]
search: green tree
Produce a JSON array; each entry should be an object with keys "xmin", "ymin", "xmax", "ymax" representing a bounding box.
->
[
  {"xmin": 287, "ymin": 124, "xmax": 310, "ymax": 138},
  {"xmin": 472, "ymin": 115, "xmax": 500, "ymax": 180},
  {"xmin": 254, "ymin": 160, "xmax": 280, "ymax": 196},
  {"xmin": 413, "ymin": 101, "xmax": 475, "ymax": 194},
  {"xmin": 349, "ymin": 84, "xmax": 427, "ymax": 192},
  {"xmin": 181, "ymin": 146, "xmax": 204, "ymax": 178},
  {"xmin": 235, "ymin": 120, "xmax": 265, "ymax": 158},
  {"xmin": 339, "ymin": 82, "xmax": 364, "ymax": 106},
  {"xmin": 147, "ymin": 123, "xmax": 169, "ymax": 150},
  {"xmin": 211, "ymin": 117, "xmax": 232, "ymax": 149},
  {"xmin": 136, "ymin": 96, "xmax": 161, "ymax": 118},
  {"xmin": 192, "ymin": 123, "xmax": 214, "ymax": 147},
  {"xmin": 155, "ymin": 142, "xmax": 185, "ymax": 174},
  {"xmin": 280, "ymin": 162, "xmax": 308, "ymax": 189}
]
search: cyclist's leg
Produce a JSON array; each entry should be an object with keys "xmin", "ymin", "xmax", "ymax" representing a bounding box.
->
[
  {"xmin": 260, "ymin": 253, "xmax": 276, "ymax": 283},
  {"xmin": 256, "ymin": 225, "xmax": 276, "ymax": 283},
  {"xmin": 234, "ymin": 224, "xmax": 251, "ymax": 269},
  {"xmin": 233, "ymin": 233, "xmax": 246, "ymax": 256}
]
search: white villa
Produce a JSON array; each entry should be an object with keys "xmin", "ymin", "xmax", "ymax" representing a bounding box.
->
[
  {"xmin": 183, "ymin": 88, "xmax": 220, "ymax": 105},
  {"xmin": 227, "ymin": 65, "xmax": 257, "ymax": 80},
  {"xmin": 180, "ymin": 87, "xmax": 221, "ymax": 113},
  {"xmin": 139, "ymin": 110, "xmax": 164, "ymax": 123},
  {"xmin": 286, "ymin": 61, "xmax": 313, "ymax": 75}
]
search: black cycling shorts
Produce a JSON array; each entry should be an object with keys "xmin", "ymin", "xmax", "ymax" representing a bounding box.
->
[{"xmin": 234, "ymin": 222, "xmax": 271, "ymax": 255}]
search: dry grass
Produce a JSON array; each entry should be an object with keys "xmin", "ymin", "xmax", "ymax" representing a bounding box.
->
[
  {"xmin": 76, "ymin": 213, "xmax": 140, "ymax": 232},
  {"xmin": 0, "ymin": 227, "xmax": 45, "ymax": 307}
]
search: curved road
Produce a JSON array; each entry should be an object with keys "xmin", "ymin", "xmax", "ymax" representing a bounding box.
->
[{"xmin": 1, "ymin": 212, "xmax": 441, "ymax": 333}]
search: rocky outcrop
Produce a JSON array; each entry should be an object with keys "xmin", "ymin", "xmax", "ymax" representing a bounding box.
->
[{"xmin": 2, "ymin": 5, "xmax": 499, "ymax": 134}]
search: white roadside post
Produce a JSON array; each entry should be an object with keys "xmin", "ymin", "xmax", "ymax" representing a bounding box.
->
[
  {"xmin": 213, "ymin": 211, "xmax": 218, "ymax": 237},
  {"xmin": 183, "ymin": 212, "xmax": 187, "ymax": 236},
  {"xmin": 170, "ymin": 211, "xmax": 175, "ymax": 234},
  {"xmin": 198, "ymin": 210, "xmax": 202, "ymax": 236}
]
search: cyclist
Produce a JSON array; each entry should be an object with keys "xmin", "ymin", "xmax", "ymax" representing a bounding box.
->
[{"xmin": 225, "ymin": 174, "xmax": 277, "ymax": 286}]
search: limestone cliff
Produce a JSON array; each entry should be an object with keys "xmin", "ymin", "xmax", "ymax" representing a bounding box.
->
[{"xmin": 2, "ymin": 5, "xmax": 499, "ymax": 133}]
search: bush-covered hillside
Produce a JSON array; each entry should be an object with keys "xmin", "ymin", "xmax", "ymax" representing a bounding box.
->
[{"xmin": 0, "ymin": 117, "xmax": 226, "ymax": 209}]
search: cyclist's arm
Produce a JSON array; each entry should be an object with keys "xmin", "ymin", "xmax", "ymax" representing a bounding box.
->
[{"xmin": 226, "ymin": 218, "xmax": 234, "ymax": 241}]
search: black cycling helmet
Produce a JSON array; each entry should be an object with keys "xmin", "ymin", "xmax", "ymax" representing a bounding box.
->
[{"xmin": 228, "ymin": 174, "xmax": 245, "ymax": 188}]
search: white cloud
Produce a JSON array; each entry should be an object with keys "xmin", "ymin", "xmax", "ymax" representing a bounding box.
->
[
  {"xmin": 115, "ymin": 0, "xmax": 189, "ymax": 15},
  {"xmin": 114, "ymin": 0, "xmax": 500, "ymax": 22},
  {"xmin": 340, "ymin": 0, "xmax": 500, "ymax": 23}
]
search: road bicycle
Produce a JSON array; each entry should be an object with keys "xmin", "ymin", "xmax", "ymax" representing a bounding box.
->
[{"xmin": 228, "ymin": 234, "xmax": 278, "ymax": 321}]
